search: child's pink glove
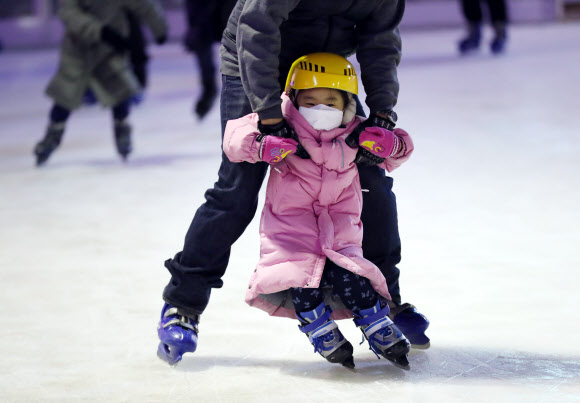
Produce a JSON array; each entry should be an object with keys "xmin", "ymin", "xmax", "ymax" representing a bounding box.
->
[
  {"xmin": 258, "ymin": 136, "xmax": 299, "ymax": 164},
  {"xmin": 359, "ymin": 127, "xmax": 403, "ymax": 159}
]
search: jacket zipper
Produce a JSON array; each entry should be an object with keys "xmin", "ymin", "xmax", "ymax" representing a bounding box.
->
[{"xmin": 333, "ymin": 139, "xmax": 345, "ymax": 168}]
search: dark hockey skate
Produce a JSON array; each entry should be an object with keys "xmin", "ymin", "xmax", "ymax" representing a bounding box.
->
[
  {"xmin": 354, "ymin": 301, "xmax": 411, "ymax": 368},
  {"xmin": 389, "ymin": 301, "xmax": 430, "ymax": 348},
  {"xmin": 458, "ymin": 24, "xmax": 481, "ymax": 55},
  {"xmin": 157, "ymin": 303, "xmax": 199, "ymax": 365},
  {"xmin": 490, "ymin": 23, "xmax": 508, "ymax": 55},
  {"xmin": 297, "ymin": 302, "xmax": 355, "ymax": 369},
  {"xmin": 194, "ymin": 84, "xmax": 217, "ymax": 119},
  {"xmin": 34, "ymin": 122, "xmax": 65, "ymax": 166},
  {"xmin": 114, "ymin": 120, "xmax": 132, "ymax": 160}
]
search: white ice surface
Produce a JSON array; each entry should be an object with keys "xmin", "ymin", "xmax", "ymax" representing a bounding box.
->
[{"xmin": 0, "ymin": 23, "xmax": 579, "ymax": 402}]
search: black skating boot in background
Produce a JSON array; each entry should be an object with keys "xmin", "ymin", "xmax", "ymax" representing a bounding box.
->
[
  {"xmin": 194, "ymin": 81, "xmax": 217, "ymax": 119},
  {"xmin": 114, "ymin": 120, "xmax": 133, "ymax": 161},
  {"xmin": 458, "ymin": 23, "xmax": 482, "ymax": 55},
  {"xmin": 490, "ymin": 22, "xmax": 508, "ymax": 55},
  {"xmin": 34, "ymin": 122, "xmax": 65, "ymax": 166}
]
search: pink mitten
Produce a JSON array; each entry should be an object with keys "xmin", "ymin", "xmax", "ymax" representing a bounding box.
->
[
  {"xmin": 259, "ymin": 136, "xmax": 299, "ymax": 164},
  {"xmin": 359, "ymin": 126, "xmax": 400, "ymax": 158}
]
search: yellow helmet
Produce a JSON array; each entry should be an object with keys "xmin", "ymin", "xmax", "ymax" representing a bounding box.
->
[{"xmin": 284, "ymin": 52, "xmax": 358, "ymax": 96}]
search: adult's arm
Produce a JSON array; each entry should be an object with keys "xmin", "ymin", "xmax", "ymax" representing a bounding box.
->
[
  {"xmin": 355, "ymin": 0, "xmax": 405, "ymax": 113},
  {"xmin": 236, "ymin": 0, "xmax": 301, "ymax": 121}
]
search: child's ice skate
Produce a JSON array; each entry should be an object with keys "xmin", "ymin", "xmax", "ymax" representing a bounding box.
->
[
  {"xmin": 114, "ymin": 120, "xmax": 132, "ymax": 161},
  {"xmin": 157, "ymin": 303, "xmax": 199, "ymax": 365},
  {"xmin": 297, "ymin": 302, "xmax": 355, "ymax": 369},
  {"xmin": 354, "ymin": 301, "xmax": 411, "ymax": 368},
  {"xmin": 34, "ymin": 122, "xmax": 65, "ymax": 166},
  {"xmin": 388, "ymin": 301, "xmax": 430, "ymax": 348}
]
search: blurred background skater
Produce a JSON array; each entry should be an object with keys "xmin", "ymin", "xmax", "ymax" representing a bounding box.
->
[
  {"xmin": 183, "ymin": 0, "xmax": 236, "ymax": 119},
  {"xmin": 34, "ymin": 0, "xmax": 168, "ymax": 166},
  {"xmin": 81, "ymin": 8, "xmax": 153, "ymax": 107},
  {"xmin": 458, "ymin": 0, "xmax": 509, "ymax": 55}
]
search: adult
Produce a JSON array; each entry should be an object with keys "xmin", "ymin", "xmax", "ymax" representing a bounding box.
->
[
  {"xmin": 183, "ymin": 0, "xmax": 237, "ymax": 118},
  {"xmin": 458, "ymin": 0, "xmax": 509, "ymax": 54},
  {"xmin": 157, "ymin": 0, "xmax": 429, "ymax": 365}
]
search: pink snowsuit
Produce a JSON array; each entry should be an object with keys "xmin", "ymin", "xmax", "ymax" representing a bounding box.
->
[{"xmin": 223, "ymin": 94, "xmax": 413, "ymax": 320}]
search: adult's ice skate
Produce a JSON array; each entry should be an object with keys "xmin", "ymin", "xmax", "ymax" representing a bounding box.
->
[
  {"xmin": 34, "ymin": 122, "xmax": 65, "ymax": 166},
  {"xmin": 458, "ymin": 24, "xmax": 481, "ymax": 54},
  {"xmin": 389, "ymin": 301, "xmax": 430, "ymax": 348},
  {"xmin": 157, "ymin": 303, "xmax": 199, "ymax": 365},
  {"xmin": 114, "ymin": 120, "xmax": 132, "ymax": 161}
]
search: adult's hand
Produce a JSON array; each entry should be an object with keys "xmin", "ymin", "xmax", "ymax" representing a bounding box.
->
[
  {"xmin": 257, "ymin": 119, "xmax": 310, "ymax": 159},
  {"xmin": 346, "ymin": 112, "xmax": 398, "ymax": 165}
]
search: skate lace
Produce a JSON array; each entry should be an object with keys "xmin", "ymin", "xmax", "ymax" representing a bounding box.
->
[
  {"xmin": 312, "ymin": 332, "xmax": 334, "ymax": 354},
  {"xmin": 361, "ymin": 325, "xmax": 393, "ymax": 359}
]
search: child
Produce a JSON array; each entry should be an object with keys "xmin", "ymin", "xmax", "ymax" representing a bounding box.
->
[
  {"xmin": 222, "ymin": 53, "xmax": 414, "ymax": 369},
  {"xmin": 33, "ymin": 0, "xmax": 167, "ymax": 166}
]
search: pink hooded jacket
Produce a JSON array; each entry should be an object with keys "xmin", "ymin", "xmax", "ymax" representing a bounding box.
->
[{"xmin": 223, "ymin": 94, "xmax": 413, "ymax": 320}]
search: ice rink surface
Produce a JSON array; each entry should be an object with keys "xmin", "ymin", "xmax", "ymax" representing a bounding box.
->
[{"xmin": 0, "ymin": 23, "xmax": 579, "ymax": 402}]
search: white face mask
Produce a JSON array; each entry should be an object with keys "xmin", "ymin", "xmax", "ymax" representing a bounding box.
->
[{"xmin": 298, "ymin": 104, "xmax": 344, "ymax": 131}]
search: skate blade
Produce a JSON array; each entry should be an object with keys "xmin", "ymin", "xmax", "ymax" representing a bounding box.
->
[
  {"xmin": 157, "ymin": 342, "xmax": 184, "ymax": 366},
  {"xmin": 410, "ymin": 340, "xmax": 431, "ymax": 350},
  {"xmin": 382, "ymin": 340, "xmax": 411, "ymax": 369},
  {"xmin": 341, "ymin": 356, "xmax": 355, "ymax": 369},
  {"xmin": 325, "ymin": 341, "xmax": 355, "ymax": 369},
  {"xmin": 388, "ymin": 354, "xmax": 410, "ymax": 369}
]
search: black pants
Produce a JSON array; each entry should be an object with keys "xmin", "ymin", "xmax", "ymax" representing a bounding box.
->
[
  {"xmin": 461, "ymin": 0, "xmax": 508, "ymax": 24},
  {"xmin": 291, "ymin": 260, "xmax": 378, "ymax": 314},
  {"xmin": 126, "ymin": 10, "xmax": 149, "ymax": 88}
]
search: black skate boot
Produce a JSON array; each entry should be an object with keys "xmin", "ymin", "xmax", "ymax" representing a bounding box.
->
[
  {"xmin": 194, "ymin": 82, "xmax": 217, "ymax": 119},
  {"xmin": 490, "ymin": 23, "xmax": 508, "ymax": 55},
  {"xmin": 34, "ymin": 122, "xmax": 65, "ymax": 166},
  {"xmin": 114, "ymin": 120, "xmax": 132, "ymax": 161},
  {"xmin": 297, "ymin": 302, "xmax": 355, "ymax": 369},
  {"xmin": 354, "ymin": 301, "xmax": 411, "ymax": 368},
  {"xmin": 458, "ymin": 23, "xmax": 482, "ymax": 55},
  {"xmin": 388, "ymin": 301, "xmax": 430, "ymax": 349}
]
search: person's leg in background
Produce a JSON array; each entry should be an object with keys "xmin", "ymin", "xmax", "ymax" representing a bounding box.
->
[
  {"xmin": 458, "ymin": 0, "xmax": 483, "ymax": 54},
  {"xmin": 158, "ymin": 75, "xmax": 268, "ymax": 364},
  {"xmin": 34, "ymin": 104, "xmax": 71, "ymax": 166},
  {"xmin": 485, "ymin": 0, "xmax": 509, "ymax": 54},
  {"xmin": 111, "ymin": 99, "xmax": 132, "ymax": 160},
  {"xmin": 193, "ymin": 45, "xmax": 217, "ymax": 118},
  {"xmin": 125, "ymin": 10, "xmax": 149, "ymax": 103}
]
